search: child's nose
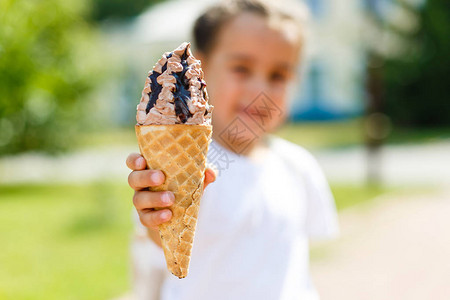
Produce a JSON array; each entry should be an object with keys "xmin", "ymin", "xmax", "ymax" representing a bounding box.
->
[{"xmin": 245, "ymin": 74, "xmax": 269, "ymax": 100}]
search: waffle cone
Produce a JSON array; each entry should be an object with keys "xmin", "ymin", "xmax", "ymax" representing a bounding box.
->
[{"xmin": 135, "ymin": 124, "xmax": 212, "ymax": 278}]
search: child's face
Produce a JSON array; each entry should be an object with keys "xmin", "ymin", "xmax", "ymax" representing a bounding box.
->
[{"xmin": 198, "ymin": 12, "xmax": 302, "ymax": 151}]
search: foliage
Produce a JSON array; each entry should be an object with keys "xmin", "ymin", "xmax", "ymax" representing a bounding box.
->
[
  {"xmin": 0, "ymin": 0, "xmax": 106, "ymax": 155},
  {"xmin": 384, "ymin": 0, "xmax": 450, "ymax": 127},
  {"xmin": 90, "ymin": 0, "xmax": 163, "ymax": 21}
]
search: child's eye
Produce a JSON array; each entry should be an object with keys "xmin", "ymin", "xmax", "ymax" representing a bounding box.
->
[
  {"xmin": 232, "ymin": 65, "xmax": 250, "ymax": 75},
  {"xmin": 269, "ymin": 72, "xmax": 288, "ymax": 83}
]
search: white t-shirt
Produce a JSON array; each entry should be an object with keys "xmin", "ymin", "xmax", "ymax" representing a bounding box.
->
[{"xmin": 131, "ymin": 137, "xmax": 339, "ymax": 300}]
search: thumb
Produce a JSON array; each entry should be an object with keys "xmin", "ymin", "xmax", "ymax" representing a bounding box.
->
[{"xmin": 203, "ymin": 167, "xmax": 217, "ymax": 190}]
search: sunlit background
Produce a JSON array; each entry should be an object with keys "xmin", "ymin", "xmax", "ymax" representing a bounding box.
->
[{"xmin": 1, "ymin": 0, "xmax": 449, "ymax": 299}]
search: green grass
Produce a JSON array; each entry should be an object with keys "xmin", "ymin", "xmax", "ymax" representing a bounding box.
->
[
  {"xmin": 0, "ymin": 183, "xmax": 134, "ymax": 300},
  {"xmin": 276, "ymin": 120, "xmax": 450, "ymax": 150},
  {"xmin": 77, "ymin": 128, "xmax": 137, "ymax": 149},
  {"xmin": 386, "ymin": 126, "xmax": 450, "ymax": 145},
  {"xmin": 331, "ymin": 184, "xmax": 391, "ymax": 210},
  {"xmin": 275, "ymin": 119, "xmax": 364, "ymax": 150}
]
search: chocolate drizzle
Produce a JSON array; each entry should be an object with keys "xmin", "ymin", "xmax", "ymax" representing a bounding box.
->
[
  {"xmin": 146, "ymin": 72, "xmax": 161, "ymax": 114},
  {"xmin": 145, "ymin": 53, "xmax": 172, "ymax": 114},
  {"xmin": 145, "ymin": 50, "xmax": 193, "ymax": 123},
  {"xmin": 172, "ymin": 48, "xmax": 193, "ymax": 123}
]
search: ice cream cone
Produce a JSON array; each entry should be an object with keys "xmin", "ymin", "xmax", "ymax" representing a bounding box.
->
[{"xmin": 135, "ymin": 124, "xmax": 212, "ymax": 278}]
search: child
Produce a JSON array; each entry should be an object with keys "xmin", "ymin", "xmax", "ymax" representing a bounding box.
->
[{"xmin": 126, "ymin": 0, "xmax": 339, "ymax": 299}]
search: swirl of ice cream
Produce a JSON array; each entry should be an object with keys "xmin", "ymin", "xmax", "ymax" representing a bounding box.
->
[{"xmin": 136, "ymin": 42, "xmax": 213, "ymax": 125}]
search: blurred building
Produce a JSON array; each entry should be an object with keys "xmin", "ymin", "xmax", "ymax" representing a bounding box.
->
[
  {"xmin": 296, "ymin": 0, "xmax": 365, "ymax": 120},
  {"xmin": 104, "ymin": 0, "xmax": 369, "ymax": 124}
]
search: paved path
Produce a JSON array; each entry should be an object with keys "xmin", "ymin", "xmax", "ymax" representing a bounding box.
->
[
  {"xmin": 315, "ymin": 141, "xmax": 450, "ymax": 186},
  {"xmin": 1, "ymin": 141, "xmax": 449, "ymax": 187},
  {"xmin": 311, "ymin": 189, "xmax": 450, "ymax": 300},
  {"xmin": 0, "ymin": 145, "xmax": 138, "ymax": 184}
]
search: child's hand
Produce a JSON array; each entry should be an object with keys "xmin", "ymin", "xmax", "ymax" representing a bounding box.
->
[{"xmin": 126, "ymin": 153, "xmax": 216, "ymax": 230}]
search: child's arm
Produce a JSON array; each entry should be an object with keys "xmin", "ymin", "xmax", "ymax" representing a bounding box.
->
[{"xmin": 126, "ymin": 153, "xmax": 216, "ymax": 247}]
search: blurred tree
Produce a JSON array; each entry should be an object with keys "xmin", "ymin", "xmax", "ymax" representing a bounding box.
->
[
  {"xmin": 384, "ymin": 0, "xmax": 450, "ymax": 127},
  {"xmin": 0, "ymin": 0, "xmax": 106, "ymax": 155},
  {"xmin": 90, "ymin": 0, "xmax": 163, "ymax": 21}
]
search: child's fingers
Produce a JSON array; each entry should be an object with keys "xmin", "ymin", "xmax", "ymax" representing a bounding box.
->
[
  {"xmin": 138, "ymin": 208, "xmax": 172, "ymax": 229},
  {"xmin": 203, "ymin": 167, "xmax": 217, "ymax": 190},
  {"xmin": 128, "ymin": 169, "xmax": 165, "ymax": 191},
  {"xmin": 133, "ymin": 190, "xmax": 174, "ymax": 210},
  {"xmin": 126, "ymin": 153, "xmax": 146, "ymax": 171}
]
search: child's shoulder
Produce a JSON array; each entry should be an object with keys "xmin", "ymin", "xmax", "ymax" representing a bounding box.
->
[
  {"xmin": 268, "ymin": 135, "xmax": 316, "ymax": 160},
  {"xmin": 267, "ymin": 135, "xmax": 322, "ymax": 174}
]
